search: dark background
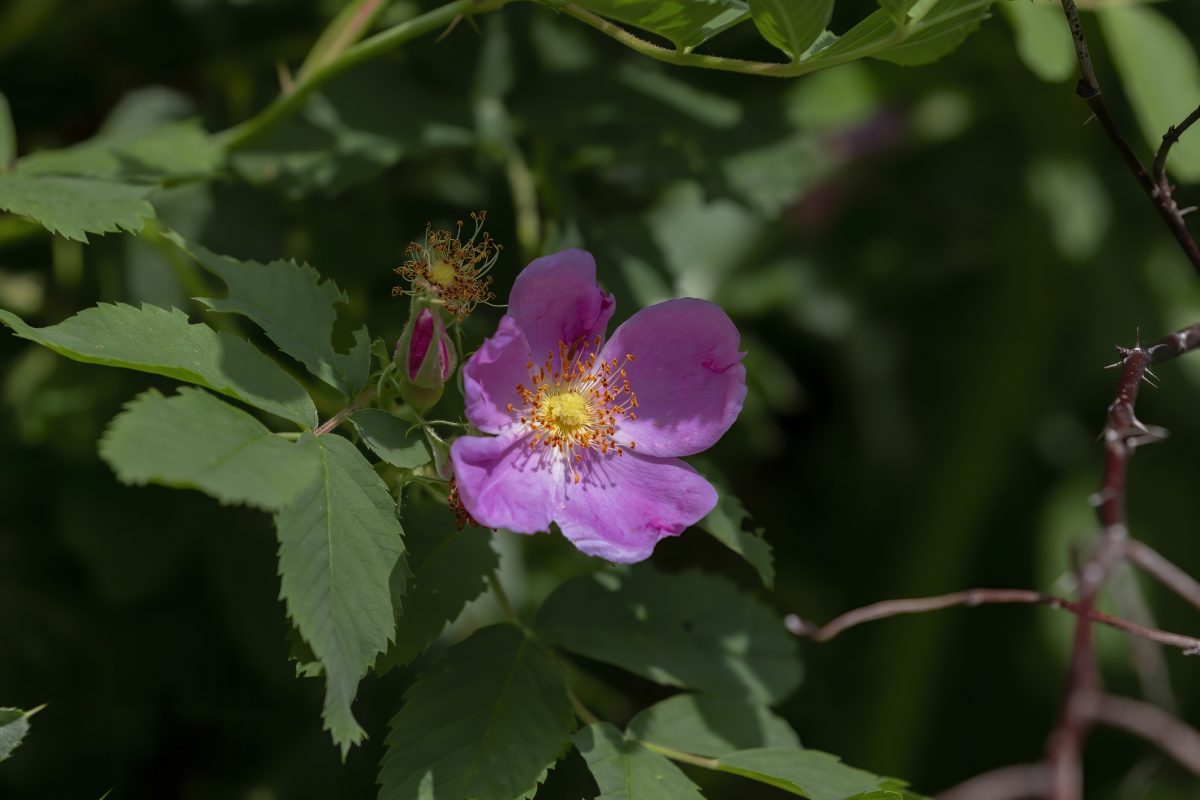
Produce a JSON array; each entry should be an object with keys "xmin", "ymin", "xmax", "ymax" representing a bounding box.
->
[{"xmin": 3, "ymin": 0, "xmax": 1200, "ymax": 797}]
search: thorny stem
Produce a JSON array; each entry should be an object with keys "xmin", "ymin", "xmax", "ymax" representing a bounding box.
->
[
  {"xmin": 1056, "ymin": 0, "xmax": 1200, "ymax": 275},
  {"xmin": 785, "ymin": 588, "xmax": 1200, "ymax": 652},
  {"xmin": 313, "ymin": 387, "xmax": 376, "ymax": 435}
]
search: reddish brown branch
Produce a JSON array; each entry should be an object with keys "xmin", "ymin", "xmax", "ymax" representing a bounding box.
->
[
  {"xmin": 1153, "ymin": 104, "xmax": 1200, "ymax": 198},
  {"xmin": 1125, "ymin": 538, "xmax": 1200, "ymax": 613},
  {"xmin": 1057, "ymin": 0, "xmax": 1200, "ymax": 275},
  {"xmin": 1093, "ymin": 695, "xmax": 1200, "ymax": 775},
  {"xmin": 936, "ymin": 763, "xmax": 1051, "ymax": 800}
]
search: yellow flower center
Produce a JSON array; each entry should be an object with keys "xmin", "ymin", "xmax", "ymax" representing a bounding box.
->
[
  {"xmin": 427, "ymin": 257, "xmax": 457, "ymax": 288},
  {"xmin": 509, "ymin": 337, "xmax": 639, "ymax": 484}
]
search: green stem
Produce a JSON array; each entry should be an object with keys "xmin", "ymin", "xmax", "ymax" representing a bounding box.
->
[
  {"xmin": 567, "ymin": 687, "xmax": 602, "ymax": 726},
  {"xmin": 489, "ymin": 568, "xmax": 532, "ymax": 635},
  {"xmin": 641, "ymin": 741, "xmax": 721, "ymax": 770},
  {"xmin": 314, "ymin": 387, "xmax": 377, "ymax": 435},
  {"xmin": 218, "ymin": 0, "xmax": 511, "ymax": 151}
]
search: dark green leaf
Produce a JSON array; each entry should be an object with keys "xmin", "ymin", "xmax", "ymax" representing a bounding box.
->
[
  {"xmin": 574, "ymin": 723, "xmax": 704, "ymax": 800},
  {"xmin": 168, "ymin": 232, "xmax": 370, "ymax": 397},
  {"xmin": 378, "ymin": 624, "xmax": 576, "ymax": 800},
  {"xmin": 748, "ymin": 0, "xmax": 834, "ymax": 60},
  {"xmin": 0, "ymin": 173, "xmax": 154, "ymax": 241},
  {"xmin": 628, "ymin": 694, "xmax": 800, "ymax": 758},
  {"xmin": 1099, "ymin": 4, "xmax": 1200, "ymax": 182},
  {"xmin": 718, "ymin": 748, "xmax": 901, "ymax": 799},
  {"xmin": 99, "ymin": 388, "xmax": 321, "ymax": 510},
  {"xmin": 573, "ymin": 0, "xmax": 752, "ymax": 51},
  {"xmin": 376, "ymin": 503, "xmax": 498, "ymax": 672},
  {"xmin": 15, "ymin": 120, "xmax": 222, "ymax": 181},
  {"xmin": 804, "ymin": 0, "xmax": 994, "ymax": 69},
  {"xmin": 351, "ymin": 409, "xmax": 430, "ymax": 469},
  {"xmin": 0, "ymin": 706, "xmax": 37, "ymax": 762},
  {"xmin": 275, "ymin": 433, "xmax": 405, "ymax": 756},
  {"xmin": 0, "ymin": 304, "xmax": 317, "ymax": 428},
  {"xmin": 700, "ymin": 488, "xmax": 775, "ymax": 588},
  {"xmin": 0, "ymin": 92, "xmax": 14, "ymax": 167},
  {"xmin": 536, "ymin": 566, "xmax": 801, "ymax": 703}
]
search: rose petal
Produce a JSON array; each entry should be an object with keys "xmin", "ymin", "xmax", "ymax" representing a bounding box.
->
[
  {"xmin": 508, "ymin": 249, "xmax": 616, "ymax": 359},
  {"xmin": 450, "ymin": 434, "xmax": 567, "ymax": 533},
  {"xmin": 462, "ymin": 315, "xmax": 531, "ymax": 434},
  {"xmin": 555, "ymin": 451, "xmax": 717, "ymax": 563},
  {"xmin": 600, "ymin": 298, "xmax": 746, "ymax": 457}
]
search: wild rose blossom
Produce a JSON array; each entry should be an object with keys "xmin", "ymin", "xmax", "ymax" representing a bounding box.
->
[{"xmin": 449, "ymin": 250, "xmax": 746, "ymax": 563}]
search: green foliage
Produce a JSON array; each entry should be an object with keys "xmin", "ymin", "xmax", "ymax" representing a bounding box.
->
[
  {"xmin": 351, "ymin": 409, "xmax": 431, "ymax": 469},
  {"xmin": 167, "ymin": 232, "xmax": 370, "ymax": 397},
  {"xmin": 0, "ymin": 174, "xmax": 154, "ymax": 242},
  {"xmin": 1099, "ymin": 4, "xmax": 1200, "ymax": 182},
  {"xmin": 536, "ymin": 566, "xmax": 801, "ymax": 703},
  {"xmin": 378, "ymin": 625, "xmax": 576, "ymax": 800},
  {"xmin": 274, "ymin": 433, "xmax": 405, "ymax": 756},
  {"xmin": 571, "ymin": 0, "xmax": 752, "ymax": 51},
  {"xmin": 0, "ymin": 93, "xmax": 14, "ymax": 167},
  {"xmin": 0, "ymin": 304, "xmax": 317, "ymax": 428},
  {"xmin": 875, "ymin": 0, "xmax": 912, "ymax": 24},
  {"xmin": 15, "ymin": 120, "xmax": 221, "ymax": 181},
  {"xmin": 376, "ymin": 505, "xmax": 498, "ymax": 672},
  {"xmin": 699, "ymin": 486, "xmax": 774, "ymax": 588},
  {"xmin": 627, "ymin": 694, "xmax": 800, "ymax": 757},
  {"xmin": 1001, "ymin": 0, "xmax": 1073, "ymax": 84},
  {"xmin": 0, "ymin": 707, "xmax": 36, "ymax": 763},
  {"xmin": 747, "ymin": 0, "xmax": 834, "ymax": 61},
  {"xmin": 717, "ymin": 749, "xmax": 903, "ymax": 799},
  {"xmin": 99, "ymin": 388, "xmax": 321, "ymax": 511},
  {"xmin": 574, "ymin": 723, "xmax": 704, "ymax": 800}
]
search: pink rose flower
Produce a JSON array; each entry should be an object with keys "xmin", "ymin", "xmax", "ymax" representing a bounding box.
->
[{"xmin": 449, "ymin": 250, "xmax": 746, "ymax": 563}]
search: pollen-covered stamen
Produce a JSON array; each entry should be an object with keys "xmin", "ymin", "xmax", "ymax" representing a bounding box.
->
[
  {"xmin": 393, "ymin": 211, "xmax": 501, "ymax": 319},
  {"xmin": 514, "ymin": 336, "xmax": 638, "ymax": 484}
]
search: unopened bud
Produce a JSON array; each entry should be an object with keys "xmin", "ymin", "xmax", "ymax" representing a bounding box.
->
[{"xmin": 395, "ymin": 307, "xmax": 456, "ymax": 410}]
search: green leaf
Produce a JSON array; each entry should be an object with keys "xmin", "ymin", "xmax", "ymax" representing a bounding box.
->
[
  {"xmin": 875, "ymin": 0, "xmax": 912, "ymax": 24},
  {"xmin": 0, "ymin": 304, "xmax": 317, "ymax": 429},
  {"xmin": 1099, "ymin": 4, "xmax": 1200, "ymax": 182},
  {"xmin": 375, "ymin": 503, "xmax": 498, "ymax": 672},
  {"xmin": 573, "ymin": 0, "xmax": 752, "ymax": 51},
  {"xmin": 748, "ymin": 0, "xmax": 833, "ymax": 61},
  {"xmin": 350, "ymin": 409, "xmax": 430, "ymax": 469},
  {"xmin": 16, "ymin": 120, "xmax": 222, "ymax": 181},
  {"xmin": 536, "ymin": 566, "xmax": 801, "ymax": 704},
  {"xmin": 99, "ymin": 388, "xmax": 321, "ymax": 511},
  {"xmin": 808, "ymin": 0, "xmax": 994, "ymax": 68},
  {"xmin": 699, "ymin": 488, "xmax": 775, "ymax": 588},
  {"xmin": 378, "ymin": 625, "xmax": 576, "ymax": 800},
  {"xmin": 717, "ymin": 748, "xmax": 901, "ymax": 800},
  {"xmin": 574, "ymin": 723, "xmax": 704, "ymax": 800},
  {"xmin": 0, "ymin": 173, "xmax": 154, "ymax": 242},
  {"xmin": 628, "ymin": 694, "xmax": 800, "ymax": 758},
  {"xmin": 275, "ymin": 432, "xmax": 404, "ymax": 756},
  {"xmin": 0, "ymin": 92, "xmax": 14, "ymax": 167},
  {"xmin": 1000, "ymin": 0, "xmax": 1074, "ymax": 84},
  {"xmin": 0, "ymin": 706, "xmax": 39, "ymax": 762},
  {"xmin": 166, "ymin": 232, "xmax": 370, "ymax": 397}
]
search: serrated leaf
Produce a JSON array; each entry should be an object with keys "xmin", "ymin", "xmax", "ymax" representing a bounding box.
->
[
  {"xmin": 748, "ymin": 0, "xmax": 833, "ymax": 60},
  {"xmin": 99, "ymin": 388, "xmax": 321, "ymax": 510},
  {"xmin": 0, "ymin": 173, "xmax": 154, "ymax": 242},
  {"xmin": 700, "ymin": 488, "xmax": 774, "ymax": 588},
  {"xmin": 574, "ymin": 0, "xmax": 751, "ymax": 51},
  {"xmin": 574, "ymin": 723, "xmax": 704, "ymax": 800},
  {"xmin": 1099, "ymin": 4, "xmax": 1200, "ymax": 182},
  {"xmin": 16, "ymin": 120, "xmax": 222, "ymax": 181},
  {"xmin": 375, "ymin": 502, "xmax": 498, "ymax": 672},
  {"xmin": 1000, "ymin": 0, "xmax": 1074, "ymax": 84},
  {"xmin": 275, "ymin": 433, "xmax": 404, "ymax": 756},
  {"xmin": 717, "ymin": 749, "xmax": 901, "ymax": 800},
  {"xmin": 628, "ymin": 694, "xmax": 800, "ymax": 758},
  {"xmin": 166, "ymin": 232, "xmax": 370, "ymax": 397},
  {"xmin": 351, "ymin": 409, "xmax": 430, "ymax": 469},
  {"xmin": 0, "ymin": 707, "xmax": 35, "ymax": 762},
  {"xmin": 378, "ymin": 624, "xmax": 576, "ymax": 800},
  {"xmin": 0, "ymin": 304, "xmax": 317, "ymax": 429},
  {"xmin": 536, "ymin": 565, "xmax": 801, "ymax": 704}
]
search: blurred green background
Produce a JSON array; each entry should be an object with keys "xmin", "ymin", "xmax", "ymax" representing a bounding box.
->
[{"xmin": 3, "ymin": 0, "xmax": 1200, "ymax": 797}]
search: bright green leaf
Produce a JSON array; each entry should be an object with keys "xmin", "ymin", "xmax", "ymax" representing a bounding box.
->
[
  {"xmin": 876, "ymin": 0, "xmax": 911, "ymax": 23},
  {"xmin": 0, "ymin": 173, "xmax": 154, "ymax": 242},
  {"xmin": 1099, "ymin": 4, "xmax": 1200, "ymax": 182},
  {"xmin": 16, "ymin": 120, "xmax": 221, "ymax": 181},
  {"xmin": 0, "ymin": 304, "xmax": 317, "ymax": 428},
  {"xmin": 99, "ymin": 388, "xmax": 321, "ymax": 510},
  {"xmin": 0, "ymin": 706, "xmax": 38, "ymax": 762},
  {"xmin": 700, "ymin": 488, "xmax": 775, "ymax": 588},
  {"xmin": 807, "ymin": 0, "xmax": 993, "ymax": 69},
  {"xmin": 378, "ymin": 624, "xmax": 576, "ymax": 800},
  {"xmin": 628, "ymin": 694, "xmax": 800, "ymax": 758},
  {"xmin": 165, "ymin": 232, "xmax": 370, "ymax": 397},
  {"xmin": 748, "ymin": 0, "xmax": 834, "ymax": 61},
  {"xmin": 375, "ymin": 502, "xmax": 498, "ymax": 672},
  {"xmin": 536, "ymin": 565, "xmax": 801, "ymax": 703},
  {"xmin": 573, "ymin": 0, "xmax": 752, "ymax": 51},
  {"xmin": 351, "ymin": 409, "xmax": 430, "ymax": 469},
  {"xmin": 1000, "ymin": 0, "xmax": 1074, "ymax": 84},
  {"xmin": 275, "ymin": 432, "xmax": 404, "ymax": 756},
  {"xmin": 718, "ymin": 748, "xmax": 901, "ymax": 799},
  {"xmin": 574, "ymin": 723, "xmax": 704, "ymax": 800}
]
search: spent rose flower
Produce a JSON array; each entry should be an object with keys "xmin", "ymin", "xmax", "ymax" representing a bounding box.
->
[{"xmin": 449, "ymin": 250, "xmax": 746, "ymax": 563}]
